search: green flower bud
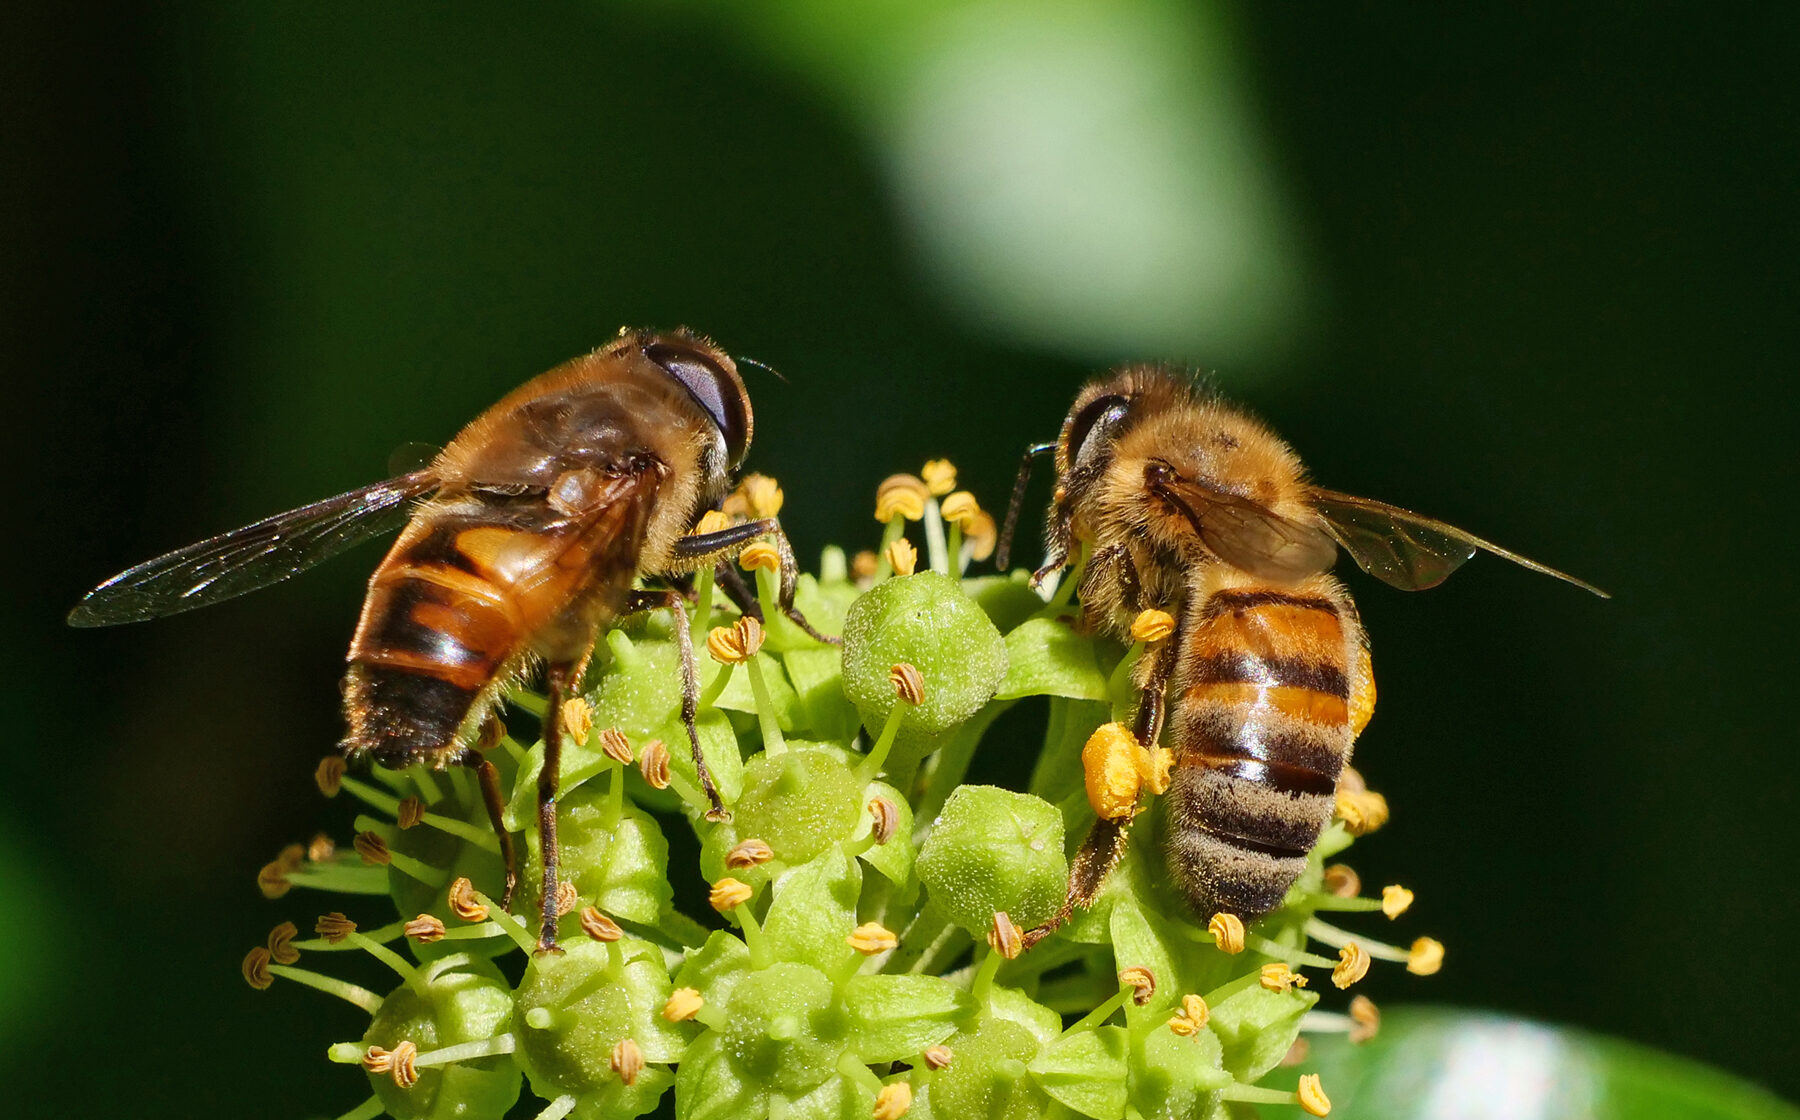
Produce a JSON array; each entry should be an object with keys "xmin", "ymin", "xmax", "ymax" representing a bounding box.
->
[
  {"xmin": 840, "ymin": 571, "xmax": 1007, "ymax": 767},
  {"xmin": 360, "ymin": 956, "xmax": 519, "ymax": 1120},
  {"xmin": 916, "ymin": 786, "xmax": 1066, "ymax": 933}
]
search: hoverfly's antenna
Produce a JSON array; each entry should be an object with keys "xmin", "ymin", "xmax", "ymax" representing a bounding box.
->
[
  {"xmin": 996, "ymin": 442, "xmax": 1057, "ymax": 571},
  {"xmin": 735, "ymin": 354, "xmax": 788, "ymax": 385}
]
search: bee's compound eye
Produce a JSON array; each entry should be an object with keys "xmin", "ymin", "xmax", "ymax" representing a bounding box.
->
[
  {"xmin": 1066, "ymin": 393, "xmax": 1133, "ymax": 469},
  {"xmin": 643, "ymin": 340, "xmax": 753, "ymax": 469}
]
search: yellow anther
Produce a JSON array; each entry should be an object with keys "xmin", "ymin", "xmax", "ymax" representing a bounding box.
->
[
  {"xmin": 847, "ymin": 922, "xmax": 899, "ymax": 955},
  {"xmin": 889, "ymin": 662, "xmax": 926, "ymax": 706},
  {"xmin": 1137, "ymin": 745, "xmax": 1173, "ymax": 796},
  {"xmin": 1407, "ymin": 937, "xmax": 1445, "ymax": 976},
  {"xmin": 885, "ymin": 537, "xmax": 918, "ymax": 577},
  {"xmin": 277, "ymin": 842, "xmax": 305, "ymax": 871},
  {"xmin": 739, "ymin": 540, "xmax": 781, "ymax": 574},
  {"xmin": 353, "ymin": 830, "xmax": 390, "ymax": 865},
  {"xmin": 725, "ymin": 838, "xmax": 775, "ymax": 869},
  {"xmin": 921, "ymin": 459, "xmax": 958, "ymax": 496},
  {"xmin": 365, "ymin": 1041, "xmax": 419, "ymax": 1087},
  {"xmin": 404, "ymin": 914, "xmax": 447, "ymax": 944},
  {"xmin": 448, "ymin": 877, "xmax": 488, "ymax": 922},
  {"xmin": 663, "ymin": 987, "xmax": 704, "ymax": 1022},
  {"xmin": 1281, "ymin": 1037, "xmax": 1311, "ymax": 1067},
  {"xmin": 707, "ymin": 616, "xmax": 765, "ymax": 664},
  {"xmin": 867, "ymin": 797, "xmax": 900, "ymax": 844},
  {"xmin": 851, "ymin": 550, "xmax": 879, "ymax": 582},
  {"xmin": 1167, "ymin": 1013, "xmax": 1198, "ymax": 1037},
  {"xmin": 923, "ymin": 1044, "xmax": 953, "ymax": 1070},
  {"xmin": 307, "ymin": 832, "xmax": 336, "ymax": 862},
  {"xmin": 256, "ymin": 860, "xmax": 292, "ymax": 900},
  {"xmin": 598, "ymin": 727, "xmax": 633, "ymax": 765},
  {"xmin": 1322, "ymin": 864, "xmax": 1361, "ymax": 898},
  {"xmin": 1208, "ymin": 912, "xmax": 1246, "ymax": 954},
  {"xmin": 1260, "ymin": 962, "xmax": 1309, "ymax": 992},
  {"xmin": 314, "ymin": 755, "xmax": 346, "ymax": 797},
  {"xmin": 873, "ymin": 1081, "xmax": 914, "ymax": 1120},
  {"xmin": 267, "ymin": 921, "xmax": 300, "ymax": 965},
  {"xmin": 1332, "ymin": 942, "xmax": 1371, "ymax": 989},
  {"xmin": 694, "ymin": 509, "xmax": 734, "ymax": 536},
  {"xmin": 1335, "ymin": 789, "xmax": 1390, "ymax": 836},
  {"xmin": 1297, "ymin": 1072, "xmax": 1331, "ymax": 1116},
  {"xmin": 1082, "ymin": 722, "xmax": 1144, "ymax": 821},
  {"xmin": 396, "ymin": 796, "xmax": 424, "ymax": 830},
  {"xmin": 242, "ymin": 946, "xmax": 273, "ymax": 989},
  {"xmin": 709, "ymin": 877, "xmax": 753, "ymax": 912},
  {"xmin": 875, "ymin": 474, "xmax": 929, "ymax": 521},
  {"xmin": 477, "ymin": 716, "xmax": 506, "ymax": 751},
  {"xmin": 1130, "ymin": 608, "xmax": 1176, "ymax": 643},
  {"xmin": 1381, "ymin": 884, "xmax": 1414, "ymax": 919},
  {"xmin": 1118, "ymin": 966, "xmax": 1157, "ymax": 1005},
  {"xmin": 963, "ymin": 510, "xmax": 998, "ymax": 562},
  {"xmin": 939, "ymin": 490, "xmax": 981, "ymax": 527},
  {"xmin": 1348, "ymin": 995, "xmax": 1380, "ymax": 1043},
  {"xmin": 1181, "ymin": 993, "xmax": 1209, "ymax": 1028},
  {"xmin": 315, "ymin": 912, "xmax": 357, "ymax": 944},
  {"xmin": 610, "ymin": 1038, "xmax": 644, "ymax": 1087},
  {"xmin": 637, "ymin": 739, "xmax": 671, "ymax": 789},
  {"xmin": 580, "ymin": 906, "xmax": 623, "ymax": 942},
  {"xmin": 738, "ymin": 473, "xmax": 784, "ymax": 518},
  {"xmin": 987, "ymin": 911, "xmax": 1023, "ymax": 960},
  {"xmin": 560, "ymin": 696, "xmax": 595, "ymax": 745},
  {"xmin": 555, "ymin": 879, "xmax": 580, "ymax": 917},
  {"xmin": 1350, "ymin": 645, "xmax": 1376, "ymax": 737}
]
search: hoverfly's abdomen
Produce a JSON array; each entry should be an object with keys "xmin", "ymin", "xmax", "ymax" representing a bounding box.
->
[{"xmin": 1164, "ymin": 579, "xmax": 1362, "ymax": 919}]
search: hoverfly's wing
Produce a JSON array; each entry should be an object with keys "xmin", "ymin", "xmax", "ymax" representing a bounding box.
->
[
  {"xmin": 1149, "ymin": 470, "xmax": 1339, "ymax": 583},
  {"xmin": 68, "ymin": 471, "xmax": 440, "ymax": 626},
  {"xmin": 1308, "ymin": 487, "xmax": 1609, "ymax": 597}
]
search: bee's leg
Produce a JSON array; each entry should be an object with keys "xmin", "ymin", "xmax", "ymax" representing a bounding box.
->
[
  {"xmin": 456, "ymin": 737, "xmax": 516, "ymax": 909},
  {"xmin": 534, "ymin": 658, "xmax": 579, "ymax": 954},
  {"xmin": 625, "ymin": 588, "xmax": 729, "ymax": 820},
  {"xmin": 672, "ymin": 518, "xmax": 838, "ymax": 645},
  {"xmin": 1023, "ymin": 603, "xmax": 1183, "ymax": 949},
  {"xmin": 714, "ymin": 561, "xmax": 762, "ymax": 621},
  {"xmin": 996, "ymin": 441, "xmax": 1057, "ymax": 571}
]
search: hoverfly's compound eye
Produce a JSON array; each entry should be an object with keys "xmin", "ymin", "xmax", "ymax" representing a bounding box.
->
[
  {"xmin": 1066, "ymin": 393, "xmax": 1134, "ymax": 470},
  {"xmin": 644, "ymin": 340, "xmax": 753, "ymax": 469}
]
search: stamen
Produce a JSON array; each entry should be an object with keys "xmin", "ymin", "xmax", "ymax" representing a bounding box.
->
[
  {"xmin": 873, "ymin": 1081, "xmax": 914, "ymax": 1120},
  {"xmin": 1129, "ymin": 609, "xmax": 1175, "ymax": 643},
  {"xmin": 1208, "ymin": 912, "xmax": 1246, "ymax": 954},
  {"xmin": 580, "ymin": 906, "xmax": 623, "ymax": 942},
  {"xmin": 554, "ymin": 880, "xmax": 579, "ymax": 918},
  {"xmin": 866, "ymin": 797, "xmax": 899, "ymax": 845},
  {"xmin": 741, "ymin": 474, "xmax": 785, "ymax": 518},
  {"xmin": 1281, "ymin": 1037, "xmax": 1311, "ymax": 1067},
  {"xmin": 1332, "ymin": 943, "xmax": 1370, "ymax": 989},
  {"xmin": 1259, "ymin": 962, "xmax": 1308, "ymax": 992},
  {"xmin": 1118, "ymin": 966, "xmax": 1156, "ymax": 1005},
  {"xmin": 1321, "ymin": 864, "xmax": 1362, "ymax": 899},
  {"xmin": 885, "ymin": 538, "xmax": 918, "ymax": 577},
  {"xmin": 1349, "ymin": 995, "xmax": 1380, "ymax": 1043},
  {"xmin": 1335, "ymin": 789, "xmax": 1389, "ymax": 836},
  {"xmin": 875, "ymin": 475, "xmax": 929, "ymax": 522},
  {"xmin": 694, "ymin": 510, "xmax": 734, "ymax": 536},
  {"xmin": 987, "ymin": 911, "xmax": 1023, "ymax": 961},
  {"xmin": 725, "ymin": 838, "xmax": 775, "ymax": 869},
  {"xmin": 448, "ymin": 877, "xmax": 488, "ymax": 922},
  {"xmin": 847, "ymin": 922, "xmax": 899, "ymax": 955},
  {"xmin": 243, "ymin": 946, "xmax": 273, "ymax": 989},
  {"xmin": 1381, "ymin": 884, "xmax": 1414, "ymax": 918},
  {"xmin": 921, "ymin": 460, "xmax": 957, "ymax": 496},
  {"xmin": 598, "ymin": 728, "xmax": 633, "ymax": 765},
  {"xmin": 258, "ymin": 860, "xmax": 293, "ymax": 899},
  {"xmin": 707, "ymin": 617, "xmax": 764, "ymax": 664},
  {"xmin": 851, "ymin": 550, "xmax": 879, "ymax": 583},
  {"xmin": 1297, "ymin": 1073, "xmax": 1331, "ymax": 1116},
  {"xmin": 709, "ymin": 877, "xmax": 753, "ymax": 912},
  {"xmin": 268, "ymin": 922, "xmax": 301, "ymax": 965},
  {"xmin": 308, "ymin": 833, "xmax": 336, "ymax": 862},
  {"xmin": 638, "ymin": 739, "xmax": 671, "ymax": 789},
  {"xmin": 364, "ymin": 1040, "xmax": 419, "ymax": 1088},
  {"xmin": 560, "ymin": 698, "xmax": 595, "ymax": 748},
  {"xmin": 610, "ymin": 1038, "xmax": 644, "ymax": 1086},
  {"xmin": 739, "ymin": 541, "xmax": 780, "ymax": 574},
  {"xmin": 961, "ymin": 510, "xmax": 997, "ymax": 564},
  {"xmin": 396, "ymin": 797, "xmax": 424, "ymax": 830},
  {"xmin": 939, "ymin": 489, "xmax": 980, "ymax": 527},
  {"xmin": 316, "ymin": 913, "xmax": 358, "ymax": 945},
  {"xmin": 404, "ymin": 915, "xmax": 447, "ymax": 944},
  {"xmin": 1407, "ymin": 937, "xmax": 1444, "ymax": 976},
  {"xmin": 663, "ymin": 987, "xmax": 704, "ymax": 1022},
  {"xmin": 353, "ymin": 831, "xmax": 391, "ymax": 866},
  {"xmin": 923, "ymin": 1044, "xmax": 953, "ymax": 1070},
  {"xmin": 266, "ymin": 964, "xmax": 384, "ymax": 1013},
  {"xmin": 1167, "ymin": 993, "xmax": 1208, "ymax": 1035},
  {"xmin": 316, "ymin": 756, "xmax": 346, "ymax": 797},
  {"xmin": 410, "ymin": 1034, "xmax": 518, "ymax": 1069}
]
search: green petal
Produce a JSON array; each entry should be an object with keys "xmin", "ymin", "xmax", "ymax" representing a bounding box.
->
[
  {"xmin": 844, "ymin": 973, "xmax": 970, "ymax": 1062},
  {"xmin": 1028, "ymin": 1025, "xmax": 1131, "ymax": 1120},
  {"xmin": 997, "ymin": 616, "xmax": 1115, "ymax": 701}
]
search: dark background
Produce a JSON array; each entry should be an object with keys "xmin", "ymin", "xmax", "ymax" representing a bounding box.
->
[{"xmin": 6, "ymin": 3, "xmax": 1796, "ymax": 1116}]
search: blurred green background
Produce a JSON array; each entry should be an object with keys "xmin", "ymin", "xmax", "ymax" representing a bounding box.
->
[{"xmin": 6, "ymin": 2, "xmax": 1796, "ymax": 1116}]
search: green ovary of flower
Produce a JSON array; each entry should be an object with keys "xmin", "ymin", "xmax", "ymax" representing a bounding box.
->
[
  {"xmin": 514, "ymin": 938, "xmax": 687, "ymax": 1100},
  {"xmin": 361, "ymin": 957, "xmax": 519, "ymax": 1120},
  {"xmin": 719, "ymin": 962, "xmax": 849, "ymax": 1093},
  {"xmin": 719, "ymin": 745, "xmax": 864, "ymax": 869},
  {"xmin": 916, "ymin": 785, "xmax": 1067, "ymax": 932}
]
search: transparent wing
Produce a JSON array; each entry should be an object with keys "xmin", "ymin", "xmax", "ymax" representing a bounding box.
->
[
  {"xmin": 68, "ymin": 471, "xmax": 439, "ymax": 626},
  {"xmin": 1147, "ymin": 468, "xmax": 1339, "ymax": 582},
  {"xmin": 1308, "ymin": 487, "xmax": 1609, "ymax": 597}
]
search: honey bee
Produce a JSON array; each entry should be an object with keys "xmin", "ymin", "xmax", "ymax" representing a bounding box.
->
[
  {"xmin": 1000, "ymin": 366, "xmax": 1605, "ymax": 937},
  {"xmin": 70, "ymin": 327, "xmax": 828, "ymax": 951}
]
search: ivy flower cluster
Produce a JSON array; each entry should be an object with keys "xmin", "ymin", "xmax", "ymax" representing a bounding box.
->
[{"xmin": 245, "ymin": 465, "xmax": 1439, "ymax": 1120}]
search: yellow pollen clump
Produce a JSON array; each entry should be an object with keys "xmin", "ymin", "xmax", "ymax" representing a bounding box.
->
[
  {"xmin": 1082, "ymin": 722, "xmax": 1144, "ymax": 821},
  {"xmin": 867, "ymin": 797, "xmax": 900, "ymax": 844},
  {"xmin": 1333, "ymin": 942, "xmax": 1371, "ymax": 989},
  {"xmin": 710, "ymin": 878, "xmax": 753, "ymax": 912},
  {"xmin": 353, "ymin": 830, "xmax": 391, "ymax": 865},
  {"xmin": 580, "ymin": 906, "xmax": 623, "ymax": 942},
  {"xmin": 1407, "ymin": 937, "xmax": 1445, "ymax": 976},
  {"xmin": 1348, "ymin": 995, "xmax": 1381, "ymax": 1043},
  {"xmin": 885, "ymin": 537, "xmax": 918, "ymax": 577},
  {"xmin": 610, "ymin": 1038, "xmax": 644, "ymax": 1087},
  {"xmin": 241, "ymin": 946, "xmax": 273, "ymax": 989},
  {"xmin": 707, "ymin": 616, "xmax": 765, "ymax": 663},
  {"xmin": 694, "ymin": 509, "xmax": 734, "ymax": 536},
  {"xmin": 1137, "ymin": 745, "xmax": 1173, "ymax": 796},
  {"xmin": 1119, "ymin": 966, "xmax": 1157, "ymax": 1005},
  {"xmin": 1322, "ymin": 864, "xmax": 1362, "ymax": 898},
  {"xmin": 1297, "ymin": 1072, "xmax": 1331, "ymax": 1116},
  {"xmin": 314, "ymin": 755, "xmax": 346, "ymax": 797},
  {"xmin": 396, "ymin": 796, "xmax": 424, "ymax": 830},
  {"xmin": 1260, "ymin": 962, "xmax": 1309, "ymax": 992},
  {"xmin": 923, "ymin": 1044, "xmax": 953, "ymax": 1070},
  {"xmin": 404, "ymin": 914, "xmax": 447, "ymax": 944},
  {"xmin": 1381, "ymin": 884, "xmax": 1414, "ymax": 918},
  {"xmin": 267, "ymin": 921, "xmax": 300, "ymax": 965},
  {"xmin": 315, "ymin": 912, "xmax": 357, "ymax": 944},
  {"xmin": 875, "ymin": 474, "xmax": 929, "ymax": 522},
  {"xmin": 639, "ymin": 739, "xmax": 671, "ymax": 789},
  {"xmin": 448, "ymin": 877, "xmax": 488, "ymax": 922},
  {"xmin": 988, "ymin": 911, "xmax": 1023, "ymax": 960},
  {"xmin": 847, "ymin": 922, "xmax": 899, "ymax": 955},
  {"xmin": 939, "ymin": 490, "xmax": 981, "ymax": 527},
  {"xmin": 663, "ymin": 987, "xmax": 704, "ymax": 1022},
  {"xmin": 1130, "ymin": 608, "xmax": 1176, "ymax": 643},
  {"xmin": 889, "ymin": 662, "xmax": 926, "ymax": 706},
  {"xmin": 1208, "ymin": 912, "xmax": 1246, "ymax": 954},
  {"xmin": 560, "ymin": 697, "xmax": 595, "ymax": 745},
  {"xmin": 739, "ymin": 541, "xmax": 781, "ymax": 574},
  {"xmin": 921, "ymin": 459, "xmax": 958, "ymax": 496},
  {"xmin": 598, "ymin": 727, "xmax": 633, "ymax": 765},
  {"xmin": 725, "ymin": 838, "xmax": 775, "ymax": 869},
  {"xmin": 739, "ymin": 473, "xmax": 784, "ymax": 518},
  {"xmin": 873, "ymin": 1081, "xmax": 914, "ymax": 1120},
  {"xmin": 1350, "ymin": 646, "xmax": 1376, "ymax": 737}
]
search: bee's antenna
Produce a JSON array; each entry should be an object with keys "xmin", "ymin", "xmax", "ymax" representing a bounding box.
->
[
  {"xmin": 735, "ymin": 354, "xmax": 788, "ymax": 385},
  {"xmin": 996, "ymin": 442, "xmax": 1057, "ymax": 571}
]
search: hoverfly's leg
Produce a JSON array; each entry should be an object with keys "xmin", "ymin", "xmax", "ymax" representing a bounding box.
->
[
  {"xmin": 996, "ymin": 441, "xmax": 1056, "ymax": 571},
  {"xmin": 456, "ymin": 739, "xmax": 517, "ymax": 909},
  {"xmin": 535, "ymin": 659, "xmax": 577, "ymax": 954},
  {"xmin": 624, "ymin": 588, "xmax": 729, "ymax": 820},
  {"xmin": 673, "ymin": 517, "xmax": 838, "ymax": 645},
  {"xmin": 714, "ymin": 560, "xmax": 762, "ymax": 621},
  {"xmin": 1023, "ymin": 602, "xmax": 1183, "ymax": 949}
]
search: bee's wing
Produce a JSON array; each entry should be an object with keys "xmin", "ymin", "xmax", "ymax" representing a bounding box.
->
[
  {"xmin": 68, "ymin": 470, "xmax": 440, "ymax": 626},
  {"xmin": 1308, "ymin": 487, "xmax": 1609, "ymax": 597},
  {"xmin": 1150, "ymin": 472, "xmax": 1340, "ymax": 582}
]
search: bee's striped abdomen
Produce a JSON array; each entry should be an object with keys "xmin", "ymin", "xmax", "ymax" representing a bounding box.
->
[{"xmin": 1164, "ymin": 580, "xmax": 1360, "ymax": 919}]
